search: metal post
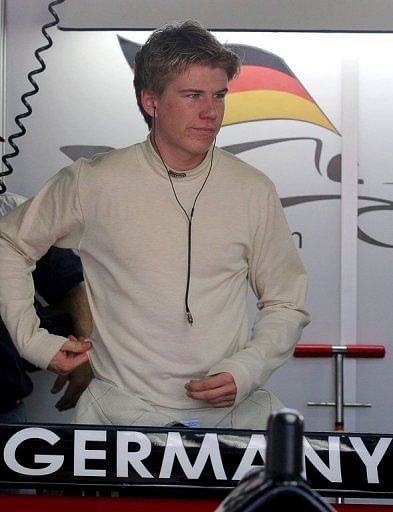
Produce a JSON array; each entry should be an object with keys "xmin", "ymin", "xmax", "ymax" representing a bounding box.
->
[{"xmin": 335, "ymin": 353, "xmax": 344, "ymax": 430}]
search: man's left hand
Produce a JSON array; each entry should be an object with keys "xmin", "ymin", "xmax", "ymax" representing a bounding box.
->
[{"xmin": 185, "ymin": 372, "xmax": 237, "ymax": 407}]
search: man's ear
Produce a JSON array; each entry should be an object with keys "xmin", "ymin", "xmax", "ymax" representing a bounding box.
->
[{"xmin": 141, "ymin": 90, "xmax": 158, "ymax": 118}]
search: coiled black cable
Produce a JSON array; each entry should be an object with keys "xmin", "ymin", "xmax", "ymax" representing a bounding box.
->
[{"xmin": 0, "ymin": 0, "xmax": 65, "ymax": 193}]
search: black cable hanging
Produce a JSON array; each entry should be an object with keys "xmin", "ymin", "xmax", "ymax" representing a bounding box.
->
[
  {"xmin": 151, "ymin": 113, "xmax": 215, "ymax": 326},
  {"xmin": 0, "ymin": 0, "xmax": 65, "ymax": 193},
  {"xmin": 164, "ymin": 145, "xmax": 215, "ymax": 326}
]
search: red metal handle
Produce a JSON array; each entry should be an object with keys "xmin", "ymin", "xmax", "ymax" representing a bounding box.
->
[
  {"xmin": 294, "ymin": 344, "xmax": 385, "ymax": 358},
  {"xmin": 294, "ymin": 344, "xmax": 333, "ymax": 357},
  {"xmin": 345, "ymin": 345, "xmax": 385, "ymax": 358}
]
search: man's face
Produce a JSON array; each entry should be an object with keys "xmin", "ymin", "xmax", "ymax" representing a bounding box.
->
[{"xmin": 144, "ymin": 64, "xmax": 229, "ymax": 170}]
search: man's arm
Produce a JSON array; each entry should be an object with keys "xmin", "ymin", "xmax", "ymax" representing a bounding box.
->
[
  {"xmin": 0, "ymin": 160, "xmax": 89, "ymax": 373},
  {"xmin": 187, "ymin": 184, "xmax": 310, "ymax": 406},
  {"xmin": 51, "ymin": 283, "xmax": 94, "ymax": 410},
  {"xmin": 55, "ymin": 282, "xmax": 92, "ymax": 340},
  {"xmin": 32, "ymin": 241, "xmax": 94, "ymax": 410}
]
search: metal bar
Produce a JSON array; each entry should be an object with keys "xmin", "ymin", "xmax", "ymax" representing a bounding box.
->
[
  {"xmin": 335, "ymin": 353, "xmax": 344, "ymax": 430},
  {"xmin": 345, "ymin": 345, "xmax": 385, "ymax": 358},
  {"xmin": 307, "ymin": 402, "xmax": 372, "ymax": 408},
  {"xmin": 294, "ymin": 344, "xmax": 385, "ymax": 358}
]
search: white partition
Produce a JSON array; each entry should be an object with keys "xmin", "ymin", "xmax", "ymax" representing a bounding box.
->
[
  {"xmin": 58, "ymin": 0, "xmax": 393, "ymax": 31},
  {"xmin": 3, "ymin": 0, "xmax": 393, "ymax": 431}
]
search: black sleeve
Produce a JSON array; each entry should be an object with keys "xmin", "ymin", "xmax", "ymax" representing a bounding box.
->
[
  {"xmin": 33, "ymin": 247, "xmax": 84, "ymax": 305},
  {"xmin": 0, "ymin": 319, "xmax": 33, "ymax": 405},
  {"xmin": 0, "ymin": 249, "xmax": 84, "ymax": 395}
]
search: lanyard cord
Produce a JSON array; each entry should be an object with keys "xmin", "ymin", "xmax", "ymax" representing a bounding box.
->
[{"xmin": 151, "ymin": 116, "xmax": 215, "ymax": 326}]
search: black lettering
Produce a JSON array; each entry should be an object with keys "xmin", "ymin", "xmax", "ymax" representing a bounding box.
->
[{"xmin": 292, "ymin": 231, "xmax": 303, "ymax": 249}]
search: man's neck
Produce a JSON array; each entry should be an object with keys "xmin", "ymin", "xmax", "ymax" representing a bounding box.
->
[{"xmin": 151, "ymin": 139, "xmax": 206, "ymax": 172}]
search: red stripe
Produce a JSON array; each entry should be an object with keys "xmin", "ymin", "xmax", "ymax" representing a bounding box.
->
[
  {"xmin": 0, "ymin": 495, "xmax": 220, "ymax": 512},
  {"xmin": 0, "ymin": 494, "xmax": 387, "ymax": 511},
  {"xmin": 229, "ymin": 65, "xmax": 312, "ymax": 101}
]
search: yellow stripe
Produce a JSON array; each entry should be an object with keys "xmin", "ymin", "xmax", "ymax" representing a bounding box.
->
[{"xmin": 223, "ymin": 90, "xmax": 337, "ymax": 133}]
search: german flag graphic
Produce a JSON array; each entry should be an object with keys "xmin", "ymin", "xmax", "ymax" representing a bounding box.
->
[
  {"xmin": 224, "ymin": 44, "xmax": 338, "ymax": 133},
  {"xmin": 117, "ymin": 37, "xmax": 337, "ymax": 133}
]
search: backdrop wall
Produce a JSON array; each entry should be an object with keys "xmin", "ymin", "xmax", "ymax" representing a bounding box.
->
[{"xmin": 2, "ymin": 0, "xmax": 392, "ymax": 432}]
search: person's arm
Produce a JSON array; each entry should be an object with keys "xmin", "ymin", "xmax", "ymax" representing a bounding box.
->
[
  {"xmin": 0, "ymin": 160, "xmax": 91, "ymax": 374},
  {"xmin": 51, "ymin": 282, "xmax": 94, "ymax": 410},
  {"xmin": 186, "ymin": 184, "xmax": 310, "ymax": 406},
  {"xmin": 54, "ymin": 281, "xmax": 92, "ymax": 339}
]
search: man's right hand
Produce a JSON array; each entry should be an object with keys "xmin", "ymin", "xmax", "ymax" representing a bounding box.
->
[{"xmin": 48, "ymin": 335, "xmax": 92, "ymax": 375}]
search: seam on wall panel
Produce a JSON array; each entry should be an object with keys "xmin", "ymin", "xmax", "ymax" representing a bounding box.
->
[
  {"xmin": 0, "ymin": 0, "xmax": 5, "ymax": 179},
  {"xmin": 340, "ymin": 57, "xmax": 359, "ymax": 347},
  {"xmin": 340, "ymin": 57, "xmax": 359, "ymax": 429}
]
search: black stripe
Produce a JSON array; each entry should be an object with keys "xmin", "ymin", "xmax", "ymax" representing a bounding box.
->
[{"xmin": 227, "ymin": 44, "xmax": 295, "ymax": 78}]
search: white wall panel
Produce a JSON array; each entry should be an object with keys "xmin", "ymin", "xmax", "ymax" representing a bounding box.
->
[
  {"xmin": 3, "ymin": 0, "xmax": 393, "ymax": 432},
  {"xmin": 58, "ymin": 0, "xmax": 393, "ymax": 32}
]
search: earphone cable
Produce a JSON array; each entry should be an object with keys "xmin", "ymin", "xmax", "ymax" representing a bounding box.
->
[{"xmin": 152, "ymin": 111, "xmax": 215, "ymax": 325}]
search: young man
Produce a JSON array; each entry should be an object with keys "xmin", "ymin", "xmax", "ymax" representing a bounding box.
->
[{"xmin": 0, "ymin": 21, "xmax": 309, "ymax": 429}]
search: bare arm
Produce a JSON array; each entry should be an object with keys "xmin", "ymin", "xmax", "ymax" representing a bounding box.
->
[
  {"xmin": 51, "ymin": 282, "xmax": 94, "ymax": 410},
  {"xmin": 55, "ymin": 282, "xmax": 92, "ymax": 338}
]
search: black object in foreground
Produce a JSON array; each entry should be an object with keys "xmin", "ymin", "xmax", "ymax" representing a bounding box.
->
[{"xmin": 215, "ymin": 408, "xmax": 335, "ymax": 511}]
